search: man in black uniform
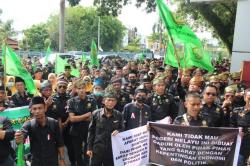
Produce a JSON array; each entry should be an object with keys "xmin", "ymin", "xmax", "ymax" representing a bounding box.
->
[
  {"xmin": 91, "ymin": 78, "xmax": 104, "ymax": 109},
  {"xmin": 221, "ymin": 86, "xmax": 236, "ymax": 127},
  {"xmin": 231, "ymin": 89, "xmax": 250, "ymax": 166},
  {"xmin": 200, "ymin": 84, "xmax": 224, "ymax": 127},
  {"xmin": 68, "ymin": 79, "xmax": 97, "ymax": 166},
  {"xmin": 148, "ymin": 76, "xmax": 178, "ymax": 122},
  {"xmin": 53, "ymin": 79, "xmax": 75, "ymax": 165},
  {"xmin": 0, "ymin": 86, "xmax": 14, "ymax": 112},
  {"xmin": 87, "ymin": 86, "xmax": 123, "ymax": 166},
  {"xmin": 58, "ymin": 65, "xmax": 75, "ymax": 82},
  {"xmin": 174, "ymin": 92, "xmax": 208, "ymax": 126},
  {"xmin": 40, "ymin": 81, "xmax": 59, "ymax": 120},
  {"xmin": 123, "ymin": 85, "xmax": 151, "ymax": 131},
  {"xmin": 11, "ymin": 77, "xmax": 33, "ymax": 107},
  {"xmin": 15, "ymin": 96, "xmax": 65, "ymax": 166},
  {"xmin": 111, "ymin": 76, "xmax": 131, "ymax": 112},
  {"xmin": 0, "ymin": 116, "xmax": 15, "ymax": 165}
]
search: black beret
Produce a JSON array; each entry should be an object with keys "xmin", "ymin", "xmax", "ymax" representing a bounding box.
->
[
  {"xmin": 29, "ymin": 96, "xmax": 45, "ymax": 107},
  {"xmin": 15, "ymin": 77, "xmax": 25, "ymax": 83}
]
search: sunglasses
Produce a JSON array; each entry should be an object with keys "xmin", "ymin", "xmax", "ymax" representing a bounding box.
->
[
  {"xmin": 225, "ymin": 94, "xmax": 234, "ymax": 98},
  {"xmin": 58, "ymin": 85, "xmax": 67, "ymax": 89},
  {"xmin": 233, "ymin": 79, "xmax": 240, "ymax": 81},
  {"xmin": 206, "ymin": 92, "xmax": 217, "ymax": 96}
]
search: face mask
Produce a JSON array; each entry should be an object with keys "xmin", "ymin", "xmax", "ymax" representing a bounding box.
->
[
  {"xmin": 130, "ymin": 79, "xmax": 136, "ymax": 84},
  {"xmin": 0, "ymin": 80, "xmax": 2, "ymax": 86},
  {"xmin": 7, "ymin": 82, "xmax": 14, "ymax": 88},
  {"xmin": 94, "ymin": 91, "xmax": 104, "ymax": 97},
  {"xmin": 137, "ymin": 96, "xmax": 146, "ymax": 104}
]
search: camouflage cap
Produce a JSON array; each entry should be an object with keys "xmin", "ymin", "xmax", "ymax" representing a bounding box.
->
[
  {"xmin": 230, "ymin": 72, "xmax": 241, "ymax": 80},
  {"xmin": 209, "ymin": 75, "xmax": 220, "ymax": 83},
  {"xmin": 224, "ymin": 86, "xmax": 235, "ymax": 94},
  {"xmin": 153, "ymin": 75, "xmax": 165, "ymax": 85},
  {"xmin": 104, "ymin": 85, "xmax": 117, "ymax": 99},
  {"xmin": 74, "ymin": 79, "xmax": 86, "ymax": 88},
  {"xmin": 189, "ymin": 76, "xmax": 203, "ymax": 86}
]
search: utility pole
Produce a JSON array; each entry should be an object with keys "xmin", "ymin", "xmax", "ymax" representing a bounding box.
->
[
  {"xmin": 98, "ymin": 16, "xmax": 100, "ymax": 52},
  {"xmin": 59, "ymin": 0, "xmax": 65, "ymax": 53}
]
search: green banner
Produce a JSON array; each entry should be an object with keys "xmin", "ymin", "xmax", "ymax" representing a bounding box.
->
[{"xmin": 0, "ymin": 106, "xmax": 30, "ymax": 130}]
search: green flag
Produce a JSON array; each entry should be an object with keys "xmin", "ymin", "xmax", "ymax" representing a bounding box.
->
[
  {"xmin": 82, "ymin": 52, "xmax": 87, "ymax": 64},
  {"xmin": 2, "ymin": 45, "xmax": 37, "ymax": 94},
  {"xmin": 90, "ymin": 40, "xmax": 99, "ymax": 67},
  {"xmin": 44, "ymin": 44, "xmax": 51, "ymax": 65},
  {"xmin": 156, "ymin": 0, "xmax": 214, "ymax": 72},
  {"xmin": 138, "ymin": 52, "xmax": 145, "ymax": 62},
  {"xmin": 0, "ymin": 106, "xmax": 30, "ymax": 130},
  {"xmin": 55, "ymin": 55, "xmax": 80, "ymax": 77},
  {"xmin": 17, "ymin": 144, "xmax": 25, "ymax": 166}
]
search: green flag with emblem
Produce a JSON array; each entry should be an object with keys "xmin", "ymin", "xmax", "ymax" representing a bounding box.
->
[{"xmin": 156, "ymin": 0, "xmax": 214, "ymax": 72}]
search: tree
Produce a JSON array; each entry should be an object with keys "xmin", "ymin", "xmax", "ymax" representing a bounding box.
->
[
  {"xmin": 22, "ymin": 24, "xmax": 49, "ymax": 51},
  {"xmin": 46, "ymin": 6, "xmax": 125, "ymax": 51},
  {"xmin": 0, "ymin": 9, "xmax": 16, "ymax": 45},
  {"xmin": 94, "ymin": 0, "xmax": 236, "ymax": 52}
]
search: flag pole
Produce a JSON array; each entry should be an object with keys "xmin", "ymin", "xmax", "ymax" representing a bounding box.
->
[{"xmin": 3, "ymin": 38, "xmax": 7, "ymax": 95}]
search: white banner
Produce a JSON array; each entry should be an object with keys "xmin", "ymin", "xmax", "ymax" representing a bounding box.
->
[{"xmin": 112, "ymin": 125, "xmax": 149, "ymax": 166}]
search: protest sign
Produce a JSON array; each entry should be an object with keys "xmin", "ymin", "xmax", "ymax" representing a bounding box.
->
[
  {"xmin": 112, "ymin": 125, "xmax": 149, "ymax": 166},
  {"xmin": 149, "ymin": 123, "xmax": 241, "ymax": 166},
  {"xmin": 0, "ymin": 106, "xmax": 30, "ymax": 130}
]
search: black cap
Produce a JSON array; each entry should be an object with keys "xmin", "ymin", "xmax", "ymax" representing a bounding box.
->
[
  {"xmin": 15, "ymin": 77, "xmax": 25, "ymax": 83},
  {"xmin": 135, "ymin": 85, "xmax": 147, "ymax": 94},
  {"xmin": 29, "ymin": 96, "xmax": 45, "ymax": 107},
  {"xmin": 64, "ymin": 65, "xmax": 71, "ymax": 70}
]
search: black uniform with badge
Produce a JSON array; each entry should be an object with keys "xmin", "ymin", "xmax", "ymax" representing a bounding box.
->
[
  {"xmin": 230, "ymin": 107, "xmax": 250, "ymax": 159},
  {"xmin": 67, "ymin": 95, "xmax": 97, "ymax": 166},
  {"xmin": 148, "ymin": 93, "xmax": 178, "ymax": 121},
  {"xmin": 173, "ymin": 113, "xmax": 208, "ymax": 126},
  {"xmin": 44, "ymin": 97, "xmax": 60, "ymax": 120},
  {"xmin": 87, "ymin": 108, "xmax": 123, "ymax": 166},
  {"xmin": 11, "ymin": 92, "xmax": 33, "ymax": 107},
  {"xmin": 114, "ymin": 91, "xmax": 131, "ymax": 112},
  {"xmin": 123, "ymin": 102, "xmax": 151, "ymax": 131},
  {"xmin": 21, "ymin": 118, "xmax": 64, "ymax": 166},
  {"xmin": 200, "ymin": 103, "xmax": 224, "ymax": 127}
]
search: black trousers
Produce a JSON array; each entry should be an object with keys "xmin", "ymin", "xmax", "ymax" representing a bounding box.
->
[
  {"xmin": 71, "ymin": 135, "xmax": 89, "ymax": 166},
  {"xmin": 63, "ymin": 125, "xmax": 76, "ymax": 165},
  {"xmin": 89, "ymin": 150, "xmax": 113, "ymax": 166}
]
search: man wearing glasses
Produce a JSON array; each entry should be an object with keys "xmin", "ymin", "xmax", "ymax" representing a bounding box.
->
[
  {"xmin": 53, "ymin": 79, "xmax": 76, "ymax": 165},
  {"xmin": 200, "ymin": 84, "xmax": 225, "ymax": 127}
]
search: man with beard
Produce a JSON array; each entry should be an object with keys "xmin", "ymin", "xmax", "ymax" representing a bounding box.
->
[
  {"xmin": 87, "ymin": 86, "xmax": 123, "ymax": 166},
  {"xmin": 67, "ymin": 79, "xmax": 96, "ymax": 166},
  {"xmin": 123, "ymin": 85, "xmax": 151, "ymax": 131}
]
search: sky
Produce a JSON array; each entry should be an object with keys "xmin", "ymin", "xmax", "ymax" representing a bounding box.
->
[
  {"xmin": 0, "ymin": 0, "xmax": 158, "ymax": 36},
  {"xmin": 0, "ymin": 0, "xmax": 217, "ymax": 44}
]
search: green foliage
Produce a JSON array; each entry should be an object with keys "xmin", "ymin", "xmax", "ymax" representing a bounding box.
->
[
  {"xmin": 46, "ymin": 6, "xmax": 125, "ymax": 51},
  {"xmin": 121, "ymin": 38, "xmax": 141, "ymax": 52},
  {"xmin": 22, "ymin": 24, "xmax": 49, "ymax": 51},
  {"xmin": 0, "ymin": 10, "xmax": 16, "ymax": 45},
  {"xmin": 95, "ymin": 0, "xmax": 236, "ymax": 52}
]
